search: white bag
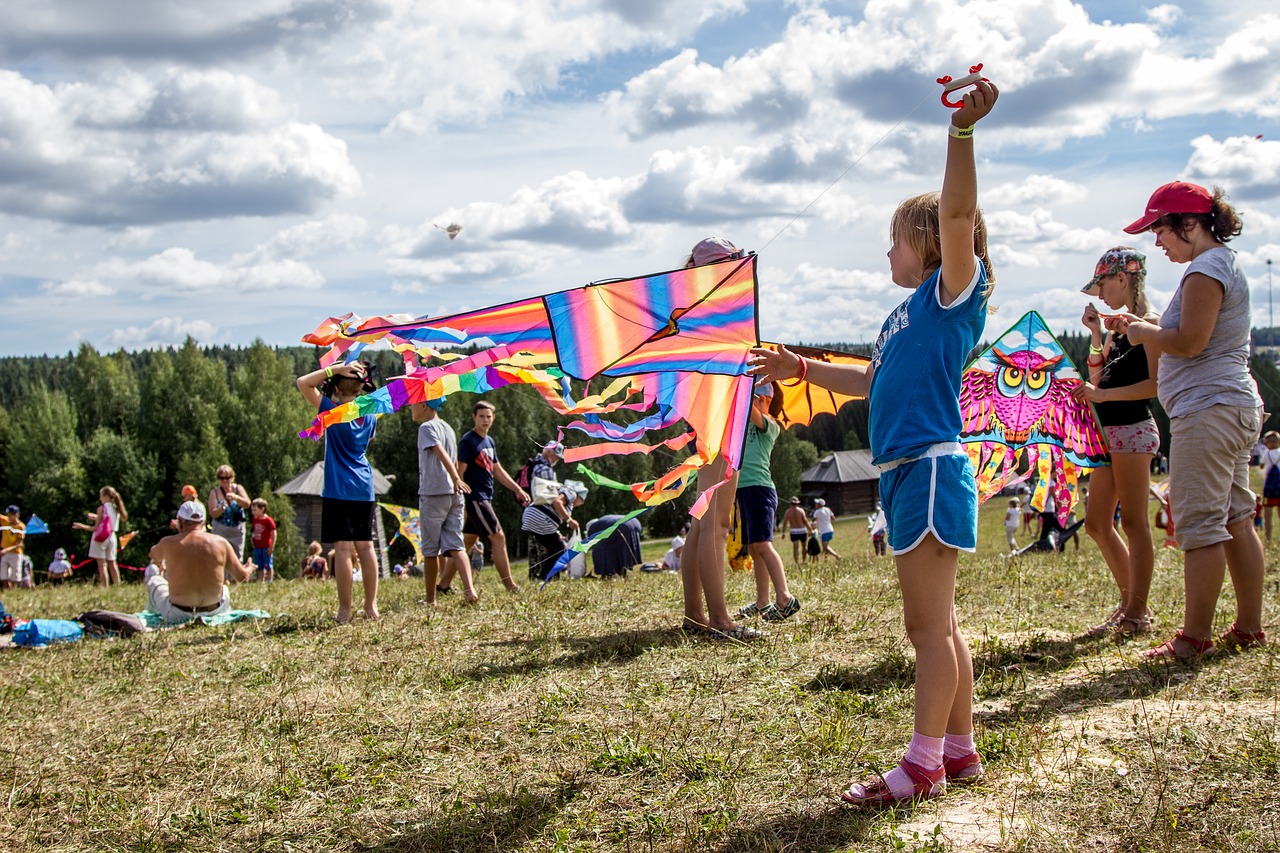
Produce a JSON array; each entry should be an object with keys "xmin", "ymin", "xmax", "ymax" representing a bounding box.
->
[
  {"xmin": 566, "ymin": 532, "xmax": 587, "ymax": 579},
  {"xmin": 531, "ymin": 476, "xmax": 560, "ymax": 506}
]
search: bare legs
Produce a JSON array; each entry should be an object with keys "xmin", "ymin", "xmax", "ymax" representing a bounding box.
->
[
  {"xmin": 334, "ymin": 540, "xmax": 379, "ymax": 623},
  {"xmin": 896, "ymin": 533, "xmax": 972, "ymax": 738},
  {"xmin": 681, "ymin": 458, "xmax": 738, "ymax": 633},
  {"xmin": 1083, "ymin": 454, "xmax": 1155, "ymax": 626},
  {"xmin": 423, "ymin": 550, "xmax": 477, "ymax": 605},
  {"xmin": 1178, "ymin": 519, "xmax": 1265, "ymax": 646},
  {"xmin": 747, "ymin": 540, "xmax": 792, "ymax": 609}
]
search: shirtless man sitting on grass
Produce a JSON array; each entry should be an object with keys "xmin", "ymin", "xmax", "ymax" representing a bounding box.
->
[{"xmin": 145, "ymin": 501, "xmax": 255, "ymax": 623}]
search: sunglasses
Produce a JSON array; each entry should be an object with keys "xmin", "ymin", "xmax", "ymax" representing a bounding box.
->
[{"xmin": 218, "ymin": 476, "xmax": 232, "ymax": 480}]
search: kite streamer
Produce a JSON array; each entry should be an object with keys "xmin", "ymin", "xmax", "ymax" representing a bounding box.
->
[
  {"xmin": 960, "ymin": 311, "xmax": 1108, "ymax": 522},
  {"xmin": 302, "ymin": 256, "xmax": 761, "ymax": 519}
]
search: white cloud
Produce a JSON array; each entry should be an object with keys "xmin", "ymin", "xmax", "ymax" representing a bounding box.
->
[
  {"xmin": 0, "ymin": 68, "xmax": 361, "ymax": 225},
  {"xmin": 1184, "ymin": 134, "xmax": 1280, "ymax": 200},
  {"xmin": 39, "ymin": 278, "xmax": 115, "ymax": 298},
  {"xmin": 100, "ymin": 246, "xmax": 325, "ymax": 292},
  {"xmin": 986, "ymin": 175, "xmax": 1088, "ymax": 207},
  {"xmin": 108, "ymin": 316, "xmax": 219, "ymax": 350}
]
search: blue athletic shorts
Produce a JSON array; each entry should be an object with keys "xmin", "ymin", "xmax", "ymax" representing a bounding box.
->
[
  {"xmin": 878, "ymin": 452, "xmax": 978, "ymax": 553},
  {"xmin": 820, "ymin": 531, "xmax": 834, "ymax": 543},
  {"xmin": 735, "ymin": 485, "xmax": 777, "ymax": 544}
]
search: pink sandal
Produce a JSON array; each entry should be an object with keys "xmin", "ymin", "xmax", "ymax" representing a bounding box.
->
[
  {"xmin": 943, "ymin": 751, "xmax": 984, "ymax": 786},
  {"xmin": 1141, "ymin": 630, "xmax": 1212, "ymax": 661},
  {"xmin": 841, "ymin": 759, "xmax": 946, "ymax": 808},
  {"xmin": 1216, "ymin": 622, "xmax": 1266, "ymax": 652}
]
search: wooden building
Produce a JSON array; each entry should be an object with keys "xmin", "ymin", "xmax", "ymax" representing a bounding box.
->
[
  {"xmin": 275, "ymin": 461, "xmax": 394, "ymax": 576},
  {"xmin": 799, "ymin": 450, "xmax": 881, "ymax": 516}
]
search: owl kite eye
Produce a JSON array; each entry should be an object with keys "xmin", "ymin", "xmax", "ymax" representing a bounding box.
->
[
  {"xmin": 1027, "ymin": 370, "xmax": 1047, "ymax": 391},
  {"xmin": 1002, "ymin": 367, "xmax": 1024, "ymax": 386}
]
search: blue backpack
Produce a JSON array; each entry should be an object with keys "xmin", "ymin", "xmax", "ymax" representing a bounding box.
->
[{"xmin": 1265, "ymin": 463, "xmax": 1280, "ymax": 499}]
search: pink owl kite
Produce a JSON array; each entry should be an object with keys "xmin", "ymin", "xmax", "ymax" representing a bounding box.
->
[{"xmin": 960, "ymin": 311, "xmax": 1108, "ymax": 522}]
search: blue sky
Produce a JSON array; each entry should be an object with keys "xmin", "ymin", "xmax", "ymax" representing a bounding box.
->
[{"xmin": 0, "ymin": 0, "xmax": 1277, "ymax": 356}]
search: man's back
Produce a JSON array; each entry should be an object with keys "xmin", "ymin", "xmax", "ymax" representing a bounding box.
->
[{"xmin": 151, "ymin": 529, "xmax": 232, "ymax": 606}]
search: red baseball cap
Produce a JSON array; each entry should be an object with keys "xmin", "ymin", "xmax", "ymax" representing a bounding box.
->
[{"xmin": 1123, "ymin": 181, "xmax": 1213, "ymax": 234}]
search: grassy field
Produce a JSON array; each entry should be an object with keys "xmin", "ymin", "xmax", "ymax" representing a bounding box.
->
[{"xmin": 2, "ymin": 494, "xmax": 1278, "ymax": 853}]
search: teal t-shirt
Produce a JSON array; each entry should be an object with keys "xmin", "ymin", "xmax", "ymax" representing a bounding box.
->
[{"xmin": 738, "ymin": 416, "xmax": 780, "ymax": 489}]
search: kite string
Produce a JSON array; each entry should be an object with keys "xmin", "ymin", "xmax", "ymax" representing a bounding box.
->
[{"xmin": 756, "ymin": 86, "xmax": 936, "ymax": 255}]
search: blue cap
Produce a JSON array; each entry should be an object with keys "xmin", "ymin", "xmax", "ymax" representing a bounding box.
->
[{"xmin": 425, "ymin": 396, "xmax": 447, "ymax": 410}]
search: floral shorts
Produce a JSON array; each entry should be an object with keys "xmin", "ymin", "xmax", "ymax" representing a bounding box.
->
[{"xmin": 1104, "ymin": 417, "xmax": 1159, "ymax": 455}]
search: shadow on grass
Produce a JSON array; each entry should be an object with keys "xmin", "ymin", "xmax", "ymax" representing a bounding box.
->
[
  {"xmin": 367, "ymin": 781, "xmax": 580, "ymax": 853},
  {"xmin": 800, "ymin": 652, "xmax": 915, "ymax": 695},
  {"xmin": 977, "ymin": 656, "xmax": 1204, "ymax": 727},
  {"xmin": 707, "ymin": 805, "xmax": 883, "ymax": 853},
  {"xmin": 459, "ymin": 627, "xmax": 694, "ymax": 681}
]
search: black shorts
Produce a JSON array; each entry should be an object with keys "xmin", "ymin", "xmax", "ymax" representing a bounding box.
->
[
  {"xmin": 736, "ymin": 485, "xmax": 778, "ymax": 544},
  {"xmin": 789, "ymin": 531, "xmax": 806, "ymax": 542},
  {"xmin": 463, "ymin": 498, "xmax": 502, "ymax": 537},
  {"xmin": 322, "ymin": 498, "xmax": 375, "ymax": 543}
]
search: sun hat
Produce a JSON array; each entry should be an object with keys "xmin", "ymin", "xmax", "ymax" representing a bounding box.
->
[
  {"xmin": 690, "ymin": 237, "xmax": 742, "ymax": 266},
  {"xmin": 177, "ymin": 500, "xmax": 206, "ymax": 522},
  {"xmin": 789, "ymin": 496, "xmax": 801, "ymax": 504},
  {"xmin": 560, "ymin": 479, "xmax": 588, "ymax": 502},
  {"xmin": 671, "ymin": 536, "xmax": 685, "ymax": 549},
  {"xmin": 1123, "ymin": 181, "xmax": 1213, "ymax": 234},
  {"xmin": 542, "ymin": 440, "xmax": 565, "ymax": 459},
  {"xmin": 54, "ymin": 548, "xmax": 67, "ymax": 560},
  {"xmin": 1082, "ymin": 247, "xmax": 1146, "ymax": 294}
]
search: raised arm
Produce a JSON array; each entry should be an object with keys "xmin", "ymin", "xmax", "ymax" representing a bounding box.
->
[
  {"xmin": 938, "ymin": 80, "xmax": 998, "ymax": 306},
  {"xmin": 748, "ymin": 344, "xmax": 871, "ymax": 398}
]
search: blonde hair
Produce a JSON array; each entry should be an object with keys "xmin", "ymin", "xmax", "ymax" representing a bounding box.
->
[
  {"xmin": 99, "ymin": 486, "xmax": 127, "ymax": 523},
  {"xmin": 216, "ymin": 464, "xmax": 235, "ymax": 481},
  {"xmin": 307, "ymin": 541, "xmax": 322, "ymax": 557},
  {"xmin": 890, "ymin": 192, "xmax": 994, "ymax": 295}
]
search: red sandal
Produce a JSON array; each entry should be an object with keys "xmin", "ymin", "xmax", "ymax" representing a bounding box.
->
[
  {"xmin": 943, "ymin": 751, "xmax": 984, "ymax": 786},
  {"xmin": 841, "ymin": 758, "xmax": 946, "ymax": 808},
  {"xmin": 1216, "ymin": 622, "xmax": 1267, "ymax": 652},
  {"xmin": 1141, "ymin": 630, "xmax": 1212, "ymax": 661}
]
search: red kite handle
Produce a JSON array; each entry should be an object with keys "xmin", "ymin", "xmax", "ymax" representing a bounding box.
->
[{"xmin": 936, "ymin": 63, "xmax": 987, "ymax": 109}]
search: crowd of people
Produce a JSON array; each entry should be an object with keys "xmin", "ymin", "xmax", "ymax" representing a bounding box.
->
[{"xmin": 3, "ymin": 73, "xmax": 1275, "ymax": 812}]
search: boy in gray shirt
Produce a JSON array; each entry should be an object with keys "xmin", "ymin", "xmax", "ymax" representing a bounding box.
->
[{"xmin": 412, "ymin": 398, "xmax": 477, "ymax": 605}]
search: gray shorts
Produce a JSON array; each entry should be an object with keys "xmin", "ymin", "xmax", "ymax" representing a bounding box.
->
[
  {"xmin": 419, "ymin": 493, "xmax": 464, "ymax": 557},
  {"xmin": 1169, "ymin": 404, "xmax": 1261, "ymax": 551}
]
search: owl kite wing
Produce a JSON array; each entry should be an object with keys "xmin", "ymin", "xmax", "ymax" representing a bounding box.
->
[
  {"xmin": 1036, "ymin": 379, "xmax": 1109, "ymax": 464},
  {"xmin": 959, "ymin": 368, "xmax": 1000, "ymax": 438}
]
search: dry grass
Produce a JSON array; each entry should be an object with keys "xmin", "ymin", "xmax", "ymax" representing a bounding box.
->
[{"xmin": 2, "ymin": 502, "xmax": 1279, "ymax": 853}]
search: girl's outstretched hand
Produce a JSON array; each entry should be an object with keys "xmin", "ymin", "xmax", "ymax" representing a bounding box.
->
[
  {"xmin": 747, "ymin": 345, "xmax": 801, "ymax": 384},
  {"xmin": 953, "ymin": 79, "xmax": 998, "ymax": 127}
]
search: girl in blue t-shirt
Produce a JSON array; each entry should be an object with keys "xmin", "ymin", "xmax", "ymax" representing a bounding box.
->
[
  {"xmin": 298, "ymin": 360, "xmax": 379, "ymax": 624},
  {"xmin": 749, "ymin": 78, "xmax": 998, "ymax": 808}
]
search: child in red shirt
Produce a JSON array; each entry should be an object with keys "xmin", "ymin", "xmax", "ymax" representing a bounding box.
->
[{"xmin": 250, "ymin": 499, "xmax": 278, "ymax": 582}]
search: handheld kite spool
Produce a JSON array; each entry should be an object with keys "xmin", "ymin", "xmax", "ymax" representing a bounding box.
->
[{"xmin": 936, "ymin": 63, "xmax": 987, "ymax": 109}]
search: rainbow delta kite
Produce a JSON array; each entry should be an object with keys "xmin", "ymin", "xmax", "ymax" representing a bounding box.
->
[
  {"xmin": 960, "ymin": 311, "xmax": 1108, "ymax": 522},
  {"xmin": 301, "ymin": 256, "xmax": 761, "ymax": 518}
]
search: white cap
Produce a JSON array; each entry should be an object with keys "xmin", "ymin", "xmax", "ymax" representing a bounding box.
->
[
  {"xmin": 814, "ymin": 498, "xmax": 826, "ymax": 507},
  {"xmin": 177, "ymin": 500, "xmax": 206, "ymax": 522},
  {"xmin": 671, "ymin": 536, "xmax": 685, "ymax": 549}
]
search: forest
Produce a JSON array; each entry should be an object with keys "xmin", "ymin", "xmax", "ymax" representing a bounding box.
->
[{"xmin": 3, "ymin": 331, "xmax": 1278, "ymax": 580}]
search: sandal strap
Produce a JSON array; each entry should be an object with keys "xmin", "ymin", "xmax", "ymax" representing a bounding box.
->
[
  {"xmin": 1174, "ymin": 630, "xmax": 1213, "ymax": 653},
  {"xmin": 898, "ymin": 758, "xmax": 945, "ymax": 792},
  {"xmin": 1226, "ymin": 622, "xmax": 1266, "ymax": 643}
]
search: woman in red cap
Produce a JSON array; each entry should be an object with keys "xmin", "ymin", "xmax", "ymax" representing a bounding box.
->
[{"xmin": 1108, "ymin": 181, "xmax": 1266, "ymax": 658}]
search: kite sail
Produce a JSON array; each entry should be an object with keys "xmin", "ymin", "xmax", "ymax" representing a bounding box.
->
[
  {"xmin": 960, "ymin": 311, "xmax": 1108, "ymax": 522},
  {"xmin": 24, "ymin": 515, "xmax": 49, "ymax": 536},
  {"xmin": 301, "ymin": 255, "xmax": 760, "ymax": 518},
  {"xmin": 761, "ymin": 343, "xmax": 870, "ymax": 429},
  {"xmin": 379, "ymin": 503, "xmax": 422, "ymax": 563}
]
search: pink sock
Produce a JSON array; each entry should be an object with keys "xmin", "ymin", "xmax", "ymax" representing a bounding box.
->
[
  {"xmin": 944, "ymin": 731, "xmax": 975, "ymax": 760},
  {"xmin": 873, "ymin": 732, "xmax": 944, "ymax": 800}
]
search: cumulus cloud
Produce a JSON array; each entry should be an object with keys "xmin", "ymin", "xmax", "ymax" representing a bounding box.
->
[
  {"xmin": 0, "ymin": 69, "xmax": 361, "ymax": 226},
  {"xmin": 108, "ymin": 316, "xmax": 219, "ymax": 351},
  {"xmin": 39, "ymin": 279, "xmax": 115, "ymax": 298},
  {"xmin": 1184, "ymin": 135, "xmax": 1280, "ymax": 200},
  {"xmin": 986, "ymin": 175, "xmax": 1088, "ymax": 207},
  {"xmin": 100, "ymin": 247, "xmax": 325, "ymax": 292}
]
